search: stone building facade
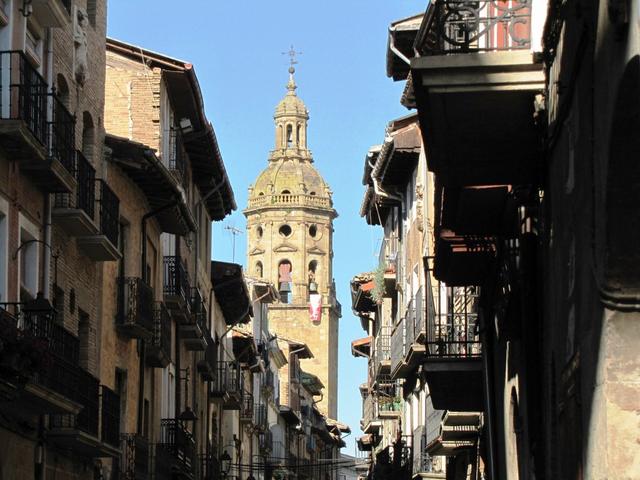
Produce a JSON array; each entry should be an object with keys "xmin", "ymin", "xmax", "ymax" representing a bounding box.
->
[{"xmin": 244, "ymin": 68, "xmax": 341, "ymax": 419}]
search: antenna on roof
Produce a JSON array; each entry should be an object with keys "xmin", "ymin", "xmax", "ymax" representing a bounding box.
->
[{"xmin": 224, "ymin": 225, "xmax": 244, "ymax": 263}]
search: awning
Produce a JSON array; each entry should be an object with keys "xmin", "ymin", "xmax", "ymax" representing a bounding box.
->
[
  {"xmin": 279, "ymin": 405, "xmax": 301, "ymax": 425},
  {"xmin": 106, "ymin": 134, "xmax": 196, "ymax": 235},
  {"xmin": 211, "ymin": 261, "xmax": 252, "ymax": 325},
  {"xmin": 232, "ymin": 328, "xmax": 259, "ymax": 364},
  {"xmin": 351, "ymin": 336, "xmax": 372, "ymax": 358}
]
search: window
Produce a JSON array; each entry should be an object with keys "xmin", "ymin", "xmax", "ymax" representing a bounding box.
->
[
  {"xmin": 53, "ymin": 285, "xmax": 65, "ymax": 324},
  {"xmin": 255, "ymin": 261, "xmax": 263, "ymax": 278},
  {"xmin": 78, "ymin": 309, "xmax": 90, "ymax": 370},
  {"xmin": 82, "ymin": 111, "xmax": 95, "ymax": 161},
  {"xmin": 0, "ymin": 0, "xmax": 9, "ymax": 28},
  {"xmin": 286, "ymin": 124, "xmax": 293, "ymax": 147},
  {"xmin": 87, "ymin": 0, "xmax": 97, "ymax": 26},
  {"xmin": 278, "ymin": 260, "xmax": 292, "ymax": 304},
  {"xmin": 256, "ymin": 226, "xmax": 263, "ymax": 238},
  {"xmin": 296, "ymin": 124, "xmax": 301, "ymax": 146},
  {"xmin": 115, "ymin": 369, "xmax": 127, "ymax": 434},
  {"xmin": 279, "ymin": 224, "xmax": 292, "ymax": 237},
  {"xmin": 25, "ymin": 22, "xmax": 43, "ymax": 68},
  {"xmin": 308, "ymin": 225, "xmax": 317, "ymax": 238},
  {"xmin": 19, "ymin": 215, "xmax": 39, "ymax": 301},
  {"xmin": 308, "ymin": 261, "xmax": 318, "ymax": 293},
  {"xmin": 56, "ymin": 74, "xmax": 70, "ymax": 108}
]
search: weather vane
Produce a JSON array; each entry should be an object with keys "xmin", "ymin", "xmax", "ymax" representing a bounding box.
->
[{"xmin": 282, "ymin": 45, "xmax": 302, "ymax": 71}]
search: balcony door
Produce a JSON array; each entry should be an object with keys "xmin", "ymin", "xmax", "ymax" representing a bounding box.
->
[{"xmin": 161, "ymin": 364, "xmax": 175, "ymax": 420}]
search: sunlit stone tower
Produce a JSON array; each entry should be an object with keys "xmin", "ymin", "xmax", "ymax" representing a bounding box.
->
[{"xmin": 244, "ymin": 64, "xmax": 340, "ymax": 418}]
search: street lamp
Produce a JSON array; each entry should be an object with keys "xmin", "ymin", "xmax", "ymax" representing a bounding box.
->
[{"xmin": 220, "ymin": 450, "xmax": 231, "ymax": 478}]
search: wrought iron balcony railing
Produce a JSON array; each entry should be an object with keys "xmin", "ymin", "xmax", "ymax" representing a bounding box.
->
[
  {"xmin": 210, "ymin": 361, "xmax": 242, "ymax": 397},
  {"xmin": 54, "ymin": 150, "xmax": 96, "ymax": 218},
  {"xmin": 116, "ymin": 277, "xmax": 154, "ymax": 337},
  {"xmin": 240, "ymin": 393, "xmax": 254, "ymax": 422},
  {"xmin": 0, "ymin": 302, "xmax": 80, "ymax": 398},
  {"xmin": 147, "ymin": 301, "xmax": 171, "ymax": 368},
  {"xmin": 51, "ymin": 367, "xmax": 100, "ymax": 437},
  {"xmin": 196, "ymin": 338, "xmax": 216, "ymax": 380},
  {"xmin": 426, "ymin": 286, "xmax": 481, "ymax": 358},
  {"xmin": 101, "ymin": 385, "xmax": 121, "ymax": 447},
  {"xmin": 48, "ymin": 90, "xmax": 75, "ymax": 173},
  {"xmin": 412, "ymin": 426, "xmax": 441, "ymax": 475},
  {"xmin": 373, "ymin": 325, "xmax": 391, "ymax": 376},
  {"xmin": 254, "ymin": 403, "xmax": 268, "ymax": 431},
  {"xmin": 260, "ymin": 429, "xmax": 273, "ymax": 453},
  {"xmin": 390, "ymin": 317, "xmax": 406, "ymax": 374},
  {"xmin": 159, "ymin": 418, "xmax": 195, "ymax": 472},
  {"xmin": 0, "ymin": 50, "xmax": 49, "ymax": 146},
  {"xmin": 190, "ymin": 287, "xmax": 208, "ymax": 330},
  {"xmin": 163, "ymin": 256, "xmax": 191, "ymax": 307},
  {"xmin": 362, "ymin": 392, "xmax": 375, "ymax": 427},
  {"xmin": 421, "ymin": 0, "xmax": 533, "ymax": 55},
  {"xmin": 96, "ymin": 179, "xmax": 120, "ymax": 247},
  {"xmin": 168, "ymin": 127, "xmax": 186, "ymax": 180},
  {"xmin": 120, "ymin": 434, "xmax": 149, "ymax": 480}
]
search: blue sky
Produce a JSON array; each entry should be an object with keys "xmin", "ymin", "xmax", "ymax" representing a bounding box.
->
[{"xmin": 108, "ymin": 0, "xmax": 425, "ymax": 454}]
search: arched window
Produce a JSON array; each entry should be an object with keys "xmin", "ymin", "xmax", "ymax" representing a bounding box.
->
[
  {"xmin": 308, "ymin": 260, "xmax": 318, "ymax": 293},
  {"xmin": 296, "ymin": 124, "xmax": 301, "ymax": 146},
  {"xmin": 278, "ymin": 260, "xmax": 292, "ymax": 303},
  {"xmin": 82, "ymin": 111, "xmax": 95, "ymax": 161},
  {"xmin": 255, "ymin": 261, "xmax": 263, "ymax": 278},
  {"xmin": 286, "ymin": 124, "xmax": 293, "ymax": 148}
]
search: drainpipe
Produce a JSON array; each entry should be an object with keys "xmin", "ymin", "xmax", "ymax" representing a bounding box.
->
[
  {"xmin": 480, "ymin": 309, "xmax": 497, "ymax": 479},
  {"xmin": 137, "ymin": 201, "xmax": 178, "ymax": 434},
  {"xmin": 42, "ymin": 27, "xmax": 54, "ymax": 301}
]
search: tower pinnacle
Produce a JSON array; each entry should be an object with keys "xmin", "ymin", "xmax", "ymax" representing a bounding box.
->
[{"xmin": 282, "ymin": 45, "xmax": 302, "ymax": 93}]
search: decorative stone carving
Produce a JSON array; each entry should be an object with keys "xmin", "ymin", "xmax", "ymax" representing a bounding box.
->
[{"xmin": 74, "ymin": 7, "xmax": 89, "ymax": 86}]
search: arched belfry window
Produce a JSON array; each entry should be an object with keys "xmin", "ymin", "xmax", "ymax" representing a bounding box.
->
[
  {"xmin": 308, "ymin": 260, "xmax": 318, "ymax": 293},
  {"xmin": 286, "ymin": 124, "xmax": 293, "ymax": 148},
  {"xmin": 278, "ymin": 260, "xmax": 293, "ymax": 303},
  {"xmin": 296, "ymin": 124, "xmax": 301, "ymax": 147}
]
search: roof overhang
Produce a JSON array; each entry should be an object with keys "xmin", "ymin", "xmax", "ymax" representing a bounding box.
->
[
  {"xmin": 351, "ymin": 336, "xmax": 372, "ymax": 358},
  {"xmin": 211, "ymin": 261, "xmax": 252, "ymax": 325},
  {"xmin": 106, "ymin": 38, "xmax": 236, "ymax": 221},
  {"xmin": 232, "ymin": 328, "xmax": 259, "ymax": 364},
  {"xmin": 387, "ymin": 14, "xmax": 424, "ymax": 81},
  {"xmin": 284, "ymin": 339, "xmax": 314, "ymax": 359},
  {"xmin": 301, "ymin": 371, "xmax": 324, "ymax": 396},
  {"xmin": 106, "ymin": 134, "xmax": 196, "ymax": 235}
]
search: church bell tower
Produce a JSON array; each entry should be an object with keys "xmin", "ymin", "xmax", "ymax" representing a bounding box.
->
[{"xmin": 244, "ymin": 63, "xmax": 340, "ymax": 418}]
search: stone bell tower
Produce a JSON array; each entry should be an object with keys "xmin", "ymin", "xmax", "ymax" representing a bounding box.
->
[{"xmin": 244, "ymin": 64, "xmax": 340, "ymax": 418}]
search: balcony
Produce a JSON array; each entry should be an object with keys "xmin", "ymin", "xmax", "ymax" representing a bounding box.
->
[
  {"xmin": 373, "ymin": 325, "xmax": 391, "ymax": 379},
  {"xmin": 119, "ymin": 434, "xmax": 149, "ymax": 480},
  {"xmin": 0, "ymin": 302, "xmax": 81, "ymax": 414},
  {"xmin": 379, "ymin": 235, "xmax": 400, "ymax": 287},
  {"xmin": 158, "ymin": 418, "xmax": 195, "ymax": 474},
  {"xmin": 412, "ymin": 426, "xmax": 445, "ymax": 478},
  {"xmin": 49, "ymin": 373, "xmax": 121, "ymax": 457},
  {"xmin": 0, "ymin": 51, "xmax": 75, "ymax": 193},
  {"xmin": 168, "ymin": 127, "xmax": 186, "ymax": 181},
  {"xmin": 425, "ymin": 411, "xmax": 481, "ymax": 456},
  {"xmin": 76, "ymin": 180, "xmax": 121, "ymax": 261},
  {"xmin": 163, "ymin": 256, "xmax": 191, "ymax": 321},
  {"xmin": 390, "ymin": 318, "xmax": 406, "ymax": 380},
  {"xmin": 246, "ymin": 192, "xmax": 333, "ymax": 211},
  {"xmin": 240, "ymin": 393, "xmax": 253, "ymax": 422},
  {"xmin": 377, "ymin": 380, "xmax": 402, "ymax": 419},
  {"xmin": 259, "ymin": 429, "xmax": 273, "ymax": 454},
  {"xmin": 53, "ymin": 151, "xmax": 99, "ymax": 237},
  {"xmin": 254, "ymin": 403, "xmax": 268, "ymax": 432},
  {"xmin": 146, "ymin": 302, "xmax": 172, "ymax": 368},
  {"xmin": 209, "ymin": 361, "xmax": 242, "ymax": 409},
  {"xmin": 402, "ymin": 289, "xmax": 427, "ymax": 376},
  {"xmin": 181, "ymin": 287, "xmax": 208, "ymax": 351},
  {"xmin": 410, "ymin": 0, "xmax": 545, "ymax": 188},
  {"xmin": 116, "ymin": 277, "xmax": 154, "ymax": 340},
  {"xmin": 423, "ymin": 286, "xmax": 483, "ymax": 411},
  {"xmin": 196, "ymin": 339, "xmax": 216, "ymax": 380},
  {"xmin": 361, "ymin": 392, "xmax": 380, "ymax": 434}
]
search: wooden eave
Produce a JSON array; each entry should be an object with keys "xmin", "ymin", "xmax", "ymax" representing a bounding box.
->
[{"xmin": 106, "ymin": 134, "xmax": 196, "ymax": 235}]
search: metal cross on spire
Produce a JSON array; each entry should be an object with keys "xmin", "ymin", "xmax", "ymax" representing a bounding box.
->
[{"xmin": 282, "ymin": 45, "xmax": 303, "ymax": 71}]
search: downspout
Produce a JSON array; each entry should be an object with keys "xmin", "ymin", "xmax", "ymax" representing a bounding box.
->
[
  {"xmin": 42, "ymin": 26, "xmax": 54, "ymax": 300},
  {"xmin": 138, "ymin": 201, "xmax": 178, "ymax": 434},
  {"xmin": 388, "ymin": 30, "xmax": 412, "ymax": 67},
  {"xmin": 480, "ymin": 308, "xmax": 498, "ymax": 479}
]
